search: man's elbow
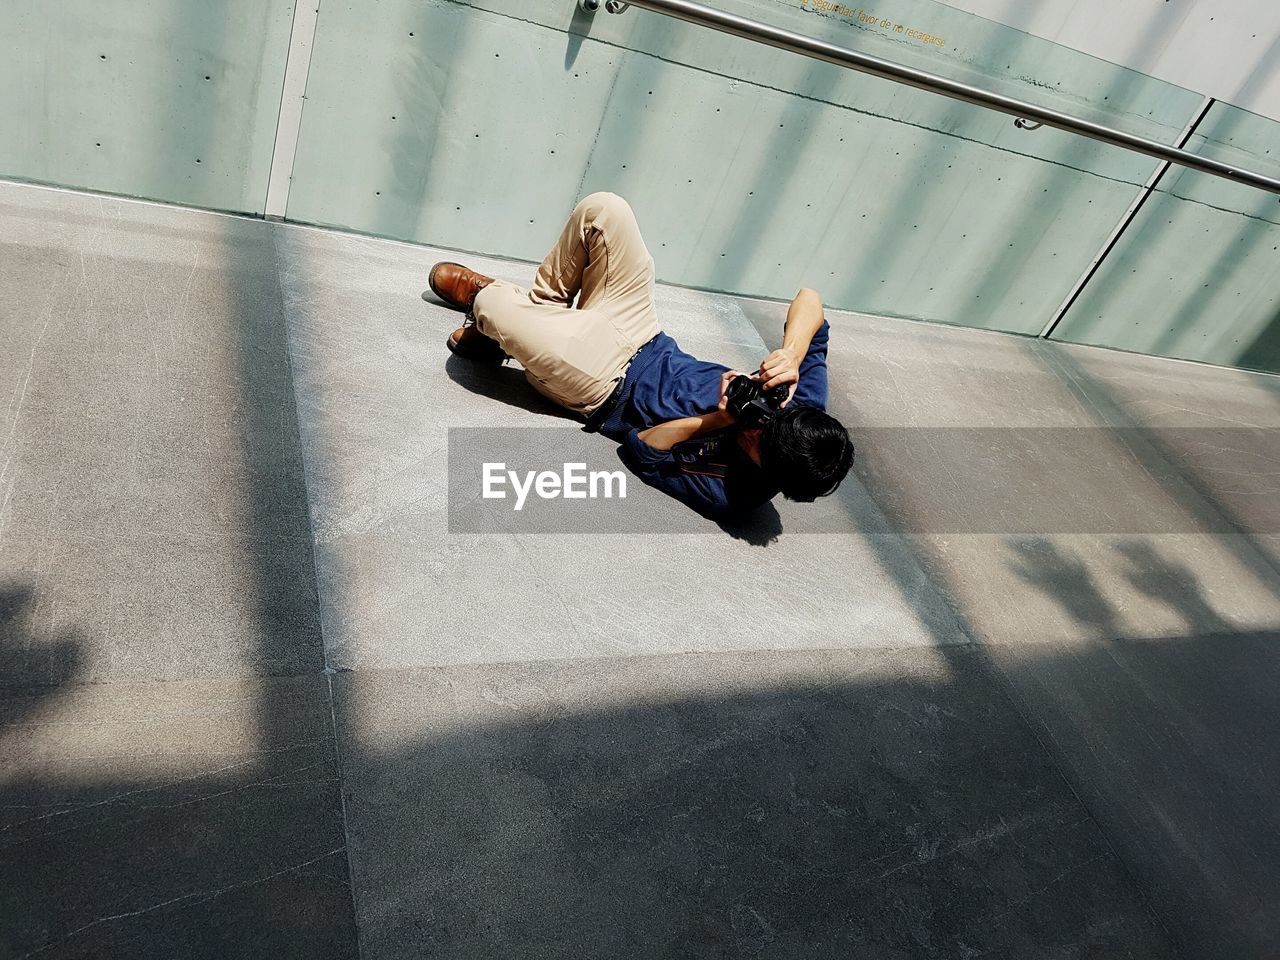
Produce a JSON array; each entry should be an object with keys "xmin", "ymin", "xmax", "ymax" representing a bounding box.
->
[{"xmin": 795, "ymin": 287, "xmax": 822, "ymax": 307}]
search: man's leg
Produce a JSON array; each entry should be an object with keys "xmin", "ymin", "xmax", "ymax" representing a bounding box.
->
[
  {"xmin": 470, "ymin": 193, "xmax": 662, "ymax": 414},
  {"xmin": 471, "ymin": 286, "xmax": 626, "ymax": 415},
  {"xmin": 530, "ymin": 192, "xmax": 658, "ymax": 320}
]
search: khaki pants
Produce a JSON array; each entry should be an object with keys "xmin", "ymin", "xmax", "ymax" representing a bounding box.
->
[{"xmin": 472, "ymin": 192, "xmax": 662, "ymax": 415}]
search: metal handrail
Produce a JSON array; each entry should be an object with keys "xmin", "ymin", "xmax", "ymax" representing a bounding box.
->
[{"xmin": 604, "ymin": 0, "xmax": 1280, "ymax": 195}]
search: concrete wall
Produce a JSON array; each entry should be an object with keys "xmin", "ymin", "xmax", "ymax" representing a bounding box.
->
[
  {"xmin": 2, "ymin": 0, "xmax": 1277, "ymax": 372},
  {"xmin": 1055, "ymin": 101, "xmax": 1280, "ymax": 370},
  {"xmin": 287, "ymin": 0, "xmax": 1199, "ymax": 338},
  {"xmin": 0, "ymin": 0, "xmax": 294, "ymax": 213}
]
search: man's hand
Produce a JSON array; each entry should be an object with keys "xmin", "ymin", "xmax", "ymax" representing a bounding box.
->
[
  {"xmin": 755, "ymin": 288, "xmax": 824, "ymax": 408},
  {"xmin": 759, "ymin": 347, "xmax": 800, "ymax": 406},
  {"xmin": 717, "ymin": 369, "xmax": 745, "ymax": 412}
]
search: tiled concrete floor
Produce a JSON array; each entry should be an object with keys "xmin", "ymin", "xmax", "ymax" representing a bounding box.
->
[{"xmin": 3, "ymin": 179, "xmax": 1279, "ymax": 959}]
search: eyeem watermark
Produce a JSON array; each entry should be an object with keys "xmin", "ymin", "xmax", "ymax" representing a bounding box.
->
[
  {"xmin": 453, "ymin": 425, "xmax": 1280, "ymax": 535},
  {"xmin": 449, "ymin": 429, "xmax": 673, "ymax": 533},
  {"xmin": 482, "ymin": 462, "xmax": 627, "ymax": 511}
]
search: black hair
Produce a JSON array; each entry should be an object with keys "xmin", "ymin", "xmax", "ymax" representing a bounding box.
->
[{"xmin": 758, "ymin": 405, "xmax": 855, "ymax": 502}]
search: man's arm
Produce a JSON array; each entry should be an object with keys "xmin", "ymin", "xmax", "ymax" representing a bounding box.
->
[
  {"xmin": 620, "ymin": 375, "xmax": 767, "ymax": 519},
  {"xmin": 636, "ymin": 409, "xmax": 734, "ymax": 452},
  {"xmin": 760, "ymin": 288, "xmax": 825, "ymax": 396},
  {"xmin": 636, "ymin": 370, "xmax": 742, "ymax": 451},
  {"xmin": 622, "ymin": 414, "xmax": 772, "ymax": 519}
]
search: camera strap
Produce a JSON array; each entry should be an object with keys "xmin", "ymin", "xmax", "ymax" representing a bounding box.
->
[{"xmin": 670, "ymin": 433, "xmax": 730, "ymax": 479}]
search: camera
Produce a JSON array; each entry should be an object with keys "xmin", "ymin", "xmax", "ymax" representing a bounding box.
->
[{"xmin": 725, "ymin": 375, "xmax": 789, "ymax": 427}]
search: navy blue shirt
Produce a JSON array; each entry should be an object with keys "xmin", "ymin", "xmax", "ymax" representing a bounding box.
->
[{"xmin": 592, "ymin": 319, "xmax": 830, "ymax": 519}]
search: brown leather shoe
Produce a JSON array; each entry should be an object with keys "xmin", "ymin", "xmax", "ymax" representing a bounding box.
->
[
  {"xmin": 429, "ymin": 261, "xmax": 494, "ymax": 311},
  {"xmin": 447, "ymin": 324, "xmax": 507, "ymax": 363}
]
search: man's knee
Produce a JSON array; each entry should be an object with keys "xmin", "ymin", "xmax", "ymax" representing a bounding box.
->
[{"xmin": 576, "ymin": 191, "xmax": 629, "ymax": 221}]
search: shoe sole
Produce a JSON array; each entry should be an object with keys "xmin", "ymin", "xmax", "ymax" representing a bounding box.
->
[{"xmin": 445, "ymin": 331, "xmax": 506, "ymax": 363}]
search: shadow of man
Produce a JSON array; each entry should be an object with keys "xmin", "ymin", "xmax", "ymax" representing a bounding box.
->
[{"xmin": 1114, "ymin": 540, "xmax": 1232, "ymax": 635}]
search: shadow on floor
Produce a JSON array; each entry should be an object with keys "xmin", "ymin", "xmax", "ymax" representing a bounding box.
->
[
  {"xmin": 443, "ymin": 353, "xmax": 578, "ymax": 421},
  {"xmin": 0, "ymin": 209, "xmax": 355, "ymax": 958},
  {"xmin": 10, "ymin": 608, "xmax": 1280, "ymax": 958},
  {"xmin": 998, "ymin": 535, "xmax": 1280, "ymax": 960},
  {"xmin": 0, "ymin": 585, "xmax": 84, "ymax": 691},
  {"xmin": 325, "ymin": 623, "xmax": 1277, "ymax": 960}
]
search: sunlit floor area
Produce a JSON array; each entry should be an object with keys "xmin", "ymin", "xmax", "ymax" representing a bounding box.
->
[{"xmin": 4, "ymin": 178, "xmax": 1280, "ymax": 959}]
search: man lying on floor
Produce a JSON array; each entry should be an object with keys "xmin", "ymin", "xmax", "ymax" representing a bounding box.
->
[{"xmin": 428, "ymin": 192, "xmax": 854, "ymax": 520}]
